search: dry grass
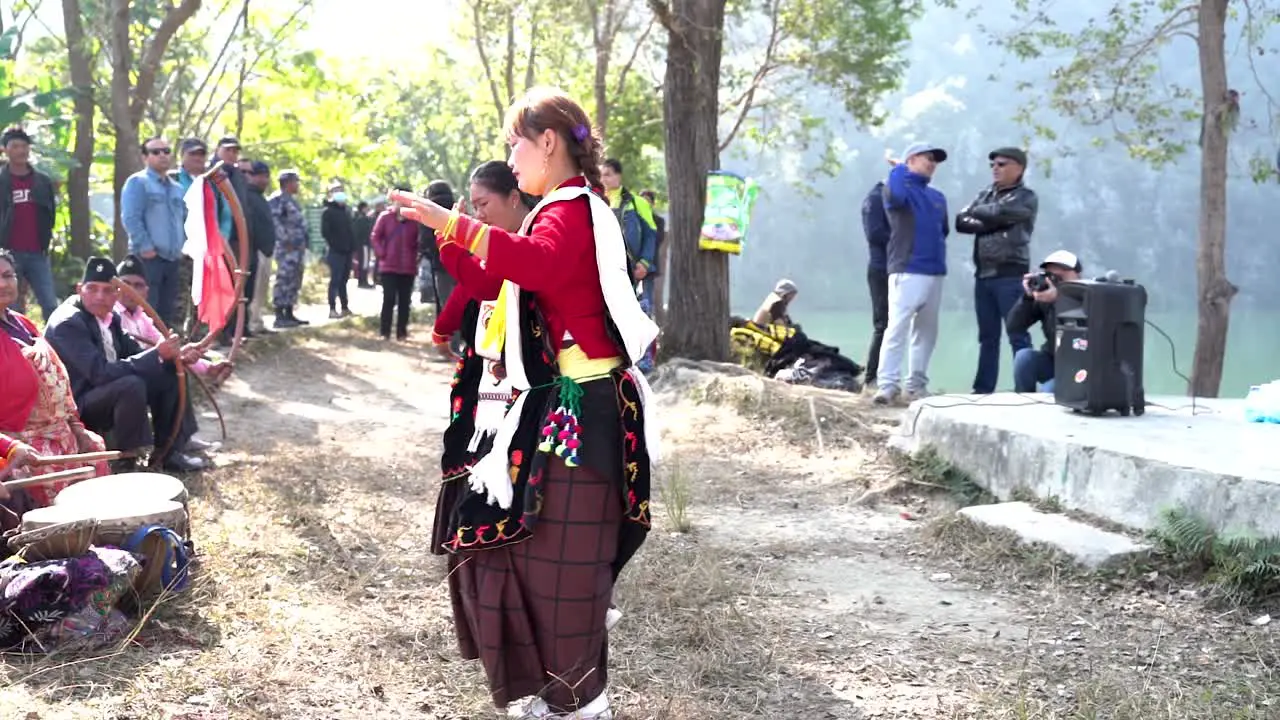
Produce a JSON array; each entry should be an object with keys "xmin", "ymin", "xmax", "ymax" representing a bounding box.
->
[{"xmin": 3, "ymin": 342, "xmax": 1276, "ymax": 719}]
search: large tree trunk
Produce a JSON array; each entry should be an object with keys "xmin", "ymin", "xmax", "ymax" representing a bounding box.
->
[
  {"xmin": 62, "ymin": 0, "xmax": 95, "ymax": 260},
  {"xmin": 1190, "ymin": 0, "xmax": 1236, "ymax": 398},
  {"xmin": 656, "ymin": 0, "xmax": 728, "ymax": 361},
  {"xmin": 108, "ymin": 0, "xmax": 135, "ymax": 260}
]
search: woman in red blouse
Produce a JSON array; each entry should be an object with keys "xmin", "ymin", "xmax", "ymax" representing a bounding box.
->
[{"xmin": 394, "ymin": 88, "xmax": 659, "ymax": 719}]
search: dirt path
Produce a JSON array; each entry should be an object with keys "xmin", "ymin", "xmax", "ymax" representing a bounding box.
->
[{"xmin": 0, "ymin": 326, "xmax": 1273, "ymax": 719}]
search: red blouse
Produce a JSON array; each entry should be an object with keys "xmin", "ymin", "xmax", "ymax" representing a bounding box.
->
[
  {"xmin": 0, "ymin": 312, "xmax": 41, "ymax": 433},
  {"xmin": 433, "ymin": 241, "xmax": 504, "ymax": 340},
  {"xmin": 449, "ymin": 177, "xmax": 618, "ymax": 359}
]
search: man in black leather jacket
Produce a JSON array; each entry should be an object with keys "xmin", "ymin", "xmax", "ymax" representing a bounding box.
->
[{"xmin": 955, "ymin": 146, "xmax": 1038, "ymax": 394}]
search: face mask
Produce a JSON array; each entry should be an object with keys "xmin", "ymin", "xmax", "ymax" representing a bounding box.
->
[{"xmin": 332, "ymin": 192, "xmax": 348, "ymax": 204}]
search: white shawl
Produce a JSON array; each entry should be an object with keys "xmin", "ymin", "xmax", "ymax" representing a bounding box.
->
[{"xmin": 467, "ymin": 184, "xmax": 661, "ymax": 508}]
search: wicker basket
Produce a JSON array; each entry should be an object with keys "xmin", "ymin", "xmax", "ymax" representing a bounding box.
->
[{"xmin": 6, "ymin": 518, "xmax": 99, "ymax": 562}]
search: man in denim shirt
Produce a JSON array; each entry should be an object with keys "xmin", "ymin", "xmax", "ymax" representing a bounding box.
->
[{"xmin": 121, "ymin": 136, "xmax": 185, "ymax": 327}]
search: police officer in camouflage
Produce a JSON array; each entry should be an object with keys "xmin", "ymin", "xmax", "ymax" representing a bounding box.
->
[{"xmin": 270, "ymin": 169, "xmax": 310, "ymax": 328}]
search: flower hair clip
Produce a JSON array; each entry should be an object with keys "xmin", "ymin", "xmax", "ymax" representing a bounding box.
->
[{"xmin": 572, "ymin": 124, "xmax": 590, "ymax": 143}]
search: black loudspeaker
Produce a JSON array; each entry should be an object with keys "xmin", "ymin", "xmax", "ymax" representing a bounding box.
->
[{"xmin": 1052, "ymin": 278, "xmax": 1147, "ymax": 416}]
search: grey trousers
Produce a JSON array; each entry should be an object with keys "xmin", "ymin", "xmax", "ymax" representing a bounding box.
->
[{"xmin": 876, "ymin": 273, "xmax": 945, "ymax": 393}]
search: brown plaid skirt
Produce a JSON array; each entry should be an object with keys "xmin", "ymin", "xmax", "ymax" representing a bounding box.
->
[{"xmin": 448, "ymin": 454, "xmax": 621, "ymax": 711}]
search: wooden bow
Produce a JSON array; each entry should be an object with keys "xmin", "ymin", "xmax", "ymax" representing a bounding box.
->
[
  {"xmin": 113, "ymin": 278, "xmax": 187, "ymax": 467},
  {"xmin": 197, "ymin": 162, "xmax": 252, "ymax": 365}
]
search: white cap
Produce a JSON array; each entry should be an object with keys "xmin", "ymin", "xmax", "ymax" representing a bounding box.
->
[{"xmin": 1040, "ymin": 250, "xmax": 1081, "ymax": 272}]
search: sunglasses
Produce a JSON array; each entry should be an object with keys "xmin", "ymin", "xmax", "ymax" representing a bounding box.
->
[
  {"xmin": 147, "ymin": 148, "xmax": 172, "ymax": 156},
  {"xmin": 990, "ymin": 159, "xmax": 1013, "ymax": 168}
]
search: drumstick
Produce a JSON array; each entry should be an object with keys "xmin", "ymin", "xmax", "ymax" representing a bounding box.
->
[
  {"xmin": 2, "ymin": 466, "xmax": 97, "ymax": 490},
  {"xmin": 31, "ymin": 450, "xmax": 121, "ymax": 466}
]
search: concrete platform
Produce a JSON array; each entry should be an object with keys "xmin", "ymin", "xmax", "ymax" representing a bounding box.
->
[
  {"xmin": 890, "ymin": 394, "xmax": 1280, "ymax": 536},
  {"xmin": 959, "ymin": 502, "xmax": 1151, "ymax": 569}
]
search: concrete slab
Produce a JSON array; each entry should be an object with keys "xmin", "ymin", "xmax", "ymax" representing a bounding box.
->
[
  {"xmin": 958, "ymin": 502, "xmax": 1151, "ymax": 569},
  {"xmin": 890, "ymin": 393, "xmax": 1280, "ymax": 536}
]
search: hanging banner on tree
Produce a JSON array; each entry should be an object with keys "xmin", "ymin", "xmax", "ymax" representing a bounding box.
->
[{"xmin": 700, "ymin": 170, "xmax": 760, "ymax": 254}]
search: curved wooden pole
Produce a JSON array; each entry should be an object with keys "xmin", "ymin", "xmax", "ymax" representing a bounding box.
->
[
  {"xmin": 188, "ymin": 369, "xmax": 228, "ymax": 442},
  {"xmin": 113, "ymin": 278, "xmax": 187, "ymax": 467},
  {"xmin": 199, "ymin": 162, "xmax": 252, "ymax": 365}
]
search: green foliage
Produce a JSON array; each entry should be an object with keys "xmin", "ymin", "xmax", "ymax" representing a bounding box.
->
[
  {"xmin": 898, "ymin": 446, "xmax": 996, "ymax": 508},
  {"xmin": 998, "ymin": 0, "xmax": 1279, "ymax": 169},
  {"xmin": 1151, "ymin": 507, "xmax": 1280, "ymax": 606}
]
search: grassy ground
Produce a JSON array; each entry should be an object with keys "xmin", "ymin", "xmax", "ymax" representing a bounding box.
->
[{"xmin": 0, "ymin": 321, "xmax": 1274, "ymax": 718}]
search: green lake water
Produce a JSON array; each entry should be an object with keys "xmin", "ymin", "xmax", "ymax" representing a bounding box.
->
[{"xmin": 780, "ymin": 307, "xmax": 1277, "ymax": 398}]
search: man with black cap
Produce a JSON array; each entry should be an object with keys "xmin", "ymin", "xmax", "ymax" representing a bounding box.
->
[
  {"xmin": 270, "ymin": 169, "xmax": 310, "ymax": 327},
  {"xmin": 44, "ymin": 257, "xmax": 208, "ymax": 471},
  {"xmin": 955, "ymin": 146, "xmax": 1039, "ymax": 394},
  {"xmin": 321, "ymin": 181, "xmax": 355, "ymax": 319},
  {"xmin": 1006, "ymin": 249, "xmax": 1083, "ymax": 393},
  {"xmin": 243, "ymin": 160, "xmax": 278, "ymax": 333},
  {"xmin": 0, "ymin": 127, "xmax": 58, "ymax": 320},
  {"xmin": 874, "ymin": 141, "xmax": 950, "ymax": 406}
]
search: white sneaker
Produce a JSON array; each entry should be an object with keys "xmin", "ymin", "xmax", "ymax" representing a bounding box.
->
[
  {"xmin": 605, "ymin": 606, "xmax": 623, "ymax": 632},
  {"xmin": 507, "ymin": 697, "xmax": 551, "ymax": 719}
]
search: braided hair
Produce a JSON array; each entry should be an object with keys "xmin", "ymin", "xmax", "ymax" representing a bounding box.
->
[{"xmin": 503, "ymin": 87, "xmax": 605, "ymax": 191}]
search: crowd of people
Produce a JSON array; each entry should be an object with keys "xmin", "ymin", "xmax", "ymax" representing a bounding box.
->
[{"xmin": 859, "ymin": 142, "xmax": 1086, "ymax": 402}]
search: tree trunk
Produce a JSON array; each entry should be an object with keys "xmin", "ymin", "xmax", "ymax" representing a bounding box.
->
[
  {"xmin": 657, "ymin": 0, "xmax": 728, "ymax": 361},
  {"xmin": 108, "ymin": 0, "xmax": 135, "ymax": 260},
  {"xmin": 62, "ymin": 0, "xmax": 95, "ymax": 260},
  {"xmin": 1189, "ymin": 0, "xmax": 1236, "ymax": 398},
  {"xmin": 235, "ymin": 0, "xmax": 249, "ymax": 137}
]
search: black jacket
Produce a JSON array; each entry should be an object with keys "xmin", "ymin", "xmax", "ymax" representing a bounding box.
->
[
  {"xmin": 0, "ymin": 164, "xmax": 56, "ymax": 253},
  {"xmin": 352, "ymin": 213, "xmax": 374, "ymax": 249},
  {"xmin": 955, "ymin": 181, "xmax": 1037, "ymax": 278},
  {"xmin": 321, "ymin": 201, "xmax": 355, "ymax": 253},
  {"xmin": 244, "ymin": 186, "xmax": 277, "ymax": 258},
  {"xmin": 1006, "ymin": 291, "xmax": 1055, "ymax": 355},
  {"xmin": 44, "ymin": 298, "xmax": 166, "ymax": 410}
]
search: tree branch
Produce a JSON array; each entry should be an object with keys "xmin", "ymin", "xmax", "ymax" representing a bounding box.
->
[
  {"xmin": 129, "ymin": 0, "xmax": 203, "ymax": 125},
  {"xmin": 503, "ymin": 5, "xmax": 516, "ymax": 105},
  {"xmin": 470, "ymin": 0, "xmax": 507, "ymax": 123},
  {"xmin": 613, "ymin": 14, "xmax": 655, "ymax": 99},
  {"xmin": 646, "ymin": 0, "xmax": 674, "ymax": 33},
  {"xmin": 178, "ymin": 6, "xmax": 242, "ymax": 133},
  {"xmin": 719, "ymin": 0, "xmax": 781, "ymax": 151}
]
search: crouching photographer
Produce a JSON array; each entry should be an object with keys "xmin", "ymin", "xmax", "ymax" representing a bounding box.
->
[{"xmin": 1005, "ymin": 250, "xmax": 1083, "ymax": 392}]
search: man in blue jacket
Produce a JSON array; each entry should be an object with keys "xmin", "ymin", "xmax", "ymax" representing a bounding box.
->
[
  {"xmin": 861, "ymin": 180, "xmax": 890, "ymax": 388},
  {"xmin": 121, "ymin": 136, "xmax": 186, "ymax": 328},
  {"xmin": 874, "ymin": 142, "xmax": 950, "ymax": 405}
]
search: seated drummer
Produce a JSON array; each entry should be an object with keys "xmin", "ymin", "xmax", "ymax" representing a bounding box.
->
[
  {"xmin": 116, "ymin": 255, "xmax": 234, "ymax": 388},
  {"xmin": 44, "ymin": 257, "xmax": 209, "ymax": 472}
]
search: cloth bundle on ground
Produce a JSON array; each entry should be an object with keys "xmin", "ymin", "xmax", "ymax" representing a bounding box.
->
[
  {"xmin": 764, "ymin": 331, "xmax": 864, "ymax": 393},
  {"xmin": 0, "ymin": 546, "xmax": 141, "ymax": 651}
]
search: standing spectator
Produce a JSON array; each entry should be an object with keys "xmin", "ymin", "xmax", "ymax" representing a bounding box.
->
[
  {"xmin": 639, "ymin": 189, "xmax": 667, "ymax": 323},
  {"xmin": 321, "ymin": 182, "xmax": 355, "ymax": 319},
  {"xmin": 352, "ymin": 201, "xmax": 375, "ymax": 288},
  {"xmin": 121, "ymin": 136, "xmax": 185, "ymax": 328},
  {"xmin": 212, "ymin": 137, "xmax": 251, "ymax": 342},
  {"xmin": 371, "ymin": 188, "xmax": 420, "ymax": 341},
  {"xmin": 269, "ymin": 170, "xmax": 310, "ymax": 328},
  {"xmin": 861, "ymin": 180, "xmax": 891, "ymax": 389},
  {"xmin": 873, "ymin": 142, "xmax": 950, "ymax": 406},
  {"xmin": 601, "ymin": 160, "xmax": 658, "ymax": 308},
  {"xmin": 955, "ymin": 147, "xmax": 1038, "ymax": 394},
  {"xmin": 422, "ymin": 181, "xmax": 456, "ymax": 312},
  {"xmin": 174, "ymin": 138, "xmax": 227, "ymax": 333},
  {"xmin": 0, "ymin": 128, "xmax": 58, "ymax": 320},
  {"xmin": 243, "ymin": 161, "xmax": 277, "ymax": 333}
]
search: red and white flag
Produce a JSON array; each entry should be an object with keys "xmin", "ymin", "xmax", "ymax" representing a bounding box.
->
[{"xmin": 182, "ymin": 177, "xmax": 236, "ymax": 334}]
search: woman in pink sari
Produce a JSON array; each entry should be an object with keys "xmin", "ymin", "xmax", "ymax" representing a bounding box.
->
[{"xmin": 0, "ymin": 250, "xmax": 109, "ymax": 512}]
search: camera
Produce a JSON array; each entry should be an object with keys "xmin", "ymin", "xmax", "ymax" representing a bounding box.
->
[{"xmin": 1028, "ymin": 271, "xmax": 1056, "ymax": 293}]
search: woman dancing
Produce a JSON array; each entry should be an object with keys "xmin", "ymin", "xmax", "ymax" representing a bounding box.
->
[
  {"xmin": 430, "ymin": 161, "xmax": 532, "ymax": 552},
  {"xmin": 395, "ymin": 88, "xmax": 659, "ymax": 719}
]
